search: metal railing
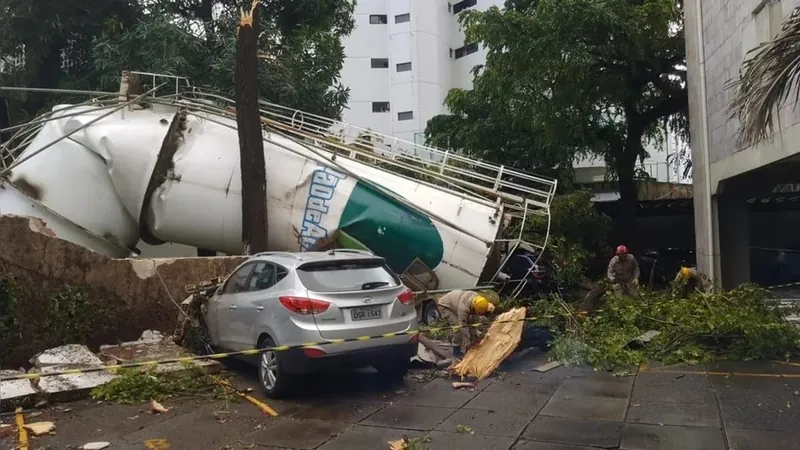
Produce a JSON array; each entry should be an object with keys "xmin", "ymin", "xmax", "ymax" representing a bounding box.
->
[
  {"xmin": 254, "ymin": 100, "xmax": 557, "ymax": 215},
  {"xmin": 0, "ymin": 72, "xmax": 558, "ymax": 290}
]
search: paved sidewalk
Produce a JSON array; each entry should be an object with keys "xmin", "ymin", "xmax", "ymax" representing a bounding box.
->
[{"xmin": 7, "ymin": 354, "xmax": 800, "ymax": 449}]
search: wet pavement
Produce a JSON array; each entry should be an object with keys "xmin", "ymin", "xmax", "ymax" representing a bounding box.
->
[{"xmin": 5, "ymin": 354, "xmax": 800, "ymax": 449}]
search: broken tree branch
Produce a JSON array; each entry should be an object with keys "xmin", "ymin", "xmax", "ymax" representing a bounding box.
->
[{"xmin": 235, "ymin": 0, "xmax": 268, "ymax": 254}]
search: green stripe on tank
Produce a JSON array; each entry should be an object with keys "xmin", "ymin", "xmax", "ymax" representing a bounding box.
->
[{"xmin": 338, "ymin": 182, "xmax": 444, "ymax": 273}]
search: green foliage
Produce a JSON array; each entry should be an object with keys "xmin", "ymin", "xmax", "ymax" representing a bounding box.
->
[
  {"xmin": 543, "ymin": 285, "xmax": 800, "ymax": 370},
  {"xmin": 0, "ymin": 277, "xmax": 98, "ymax": 361},
  {"xmin": 91, "ymin": 367, "xmax": 228, "ymax": 404},
  {"xmin": 1, "ymin": 0, "xmax": 355, "ymax": 121},
  {"xmin": 0, "ymin": 276, "xmax": 22, "ymax": 360},
  {"xmin": 43, "ymin": 286, "xmax": 92, "ymax": 344},
  {"xmin": 523, "ymin": 191, "xmax": 610, "ymax": 286},
  {"xmin": 424, "ymin": 0, "xmax": 688, "ymax": 225}
]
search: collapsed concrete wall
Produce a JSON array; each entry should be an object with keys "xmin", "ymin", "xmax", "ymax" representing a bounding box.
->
[{"xmin": 0, "ymin": 215, "xmax": 246, "ymax": 368}]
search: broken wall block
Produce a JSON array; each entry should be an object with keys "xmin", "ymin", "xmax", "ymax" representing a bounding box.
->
[
  {"xmin": 32, "ymin": 344, "xmax": 104, "ymax": 367},
  {"xmin": 99, "ymin": 340, "xmax": 222, "ymax": 376},
  {"xmin": 29, "ymin": 345, "xmax": 117, "ymax": 402},
  {"xmin": 0, "ymin": 370, "xmax": 38, "ymax": 411},
  {"xmin": 0, "ymin": 215, "xmax": 247, "ymax": 368}
]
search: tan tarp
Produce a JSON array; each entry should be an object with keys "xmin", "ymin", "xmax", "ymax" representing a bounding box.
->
[{"xmin": 450, "ymin": 307, "xmax": 526, "ymax": 380}]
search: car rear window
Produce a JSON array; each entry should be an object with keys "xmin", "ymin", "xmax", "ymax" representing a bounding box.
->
[{"xmin": 297, "ymin": 260, "xmax": 400, "ymax": 292}]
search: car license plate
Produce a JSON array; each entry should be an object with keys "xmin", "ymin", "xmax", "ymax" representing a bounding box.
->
[{"xmin": 351, "ymin": 306, "xmax": 382, "ymax": 321}]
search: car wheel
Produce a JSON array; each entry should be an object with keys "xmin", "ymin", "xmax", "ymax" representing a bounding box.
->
[
  {"xmin": 421, "ymin": 301, "xmax": 440, "ymax": 325},
  {"xmin": 375, "ymin": 359, "xmax": 410, "ymax": 383},
  {"xmin": 257, "ymin": 336, "xmax": 290, "ymax": 398}
]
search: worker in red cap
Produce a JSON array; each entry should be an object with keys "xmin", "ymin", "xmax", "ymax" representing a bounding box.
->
[{"xmin": 607, "ymin": 245, "xmax": 640, "ymax": 298}]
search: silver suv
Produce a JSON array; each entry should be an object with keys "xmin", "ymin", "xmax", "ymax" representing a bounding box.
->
[{"xmin": 204, "ymin": 249, "xmax": 419, "ymax": 398}]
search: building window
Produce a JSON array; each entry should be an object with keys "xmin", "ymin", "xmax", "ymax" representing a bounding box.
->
[
  {"xmin": 398, "ymin": 111, "xmax": 414, "ymax": 121},
  {"xmin": 370, "ymin": 58, "xmax": 389, "ymax": 69},
  {"xmin": 372, "ymin": 102, "xmax": 390, "ymax": 113},
  {"xmin": 448, "ymin": 3, "xmax": 452, "ymax": 13},
  {"xmin": 369, "ymin": 14, "xmax": 388, "ymax": 24},
  {"xmin": 396, "ymin": 62, "xmax": 412, "ymax": 72},
  {"xmin": 395, "ymin": 13, "xmax": 410, "ymax": 24},
  {"xmin": 453, "ymin": 0, "xmax": 477, "ymax": 14},
  {"xmin": 449, "ymin": 48, "xmax": 454, "ymax": 59},
  {"xmin": 454, "ymin": 43, "xmax": 478, "ymax": 59}
]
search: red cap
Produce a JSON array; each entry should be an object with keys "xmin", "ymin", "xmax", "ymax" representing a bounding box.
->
[{"xmin": 615, "ymin": 245, "xmax": 628, "ymax": 255}]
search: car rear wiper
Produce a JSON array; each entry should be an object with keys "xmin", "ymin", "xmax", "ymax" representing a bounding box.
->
[{"xmin": 361, "ymin": 281, "xmax": 389, "ymax": 290}]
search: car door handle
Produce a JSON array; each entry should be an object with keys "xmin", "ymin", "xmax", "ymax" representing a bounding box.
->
[
  {"xmin": 229, "ymin": 305, "xmax": 237, "ymax": 311},
  {"xmin": 256, "ymin": 306, "xmax": 264, "ymax": 312}
]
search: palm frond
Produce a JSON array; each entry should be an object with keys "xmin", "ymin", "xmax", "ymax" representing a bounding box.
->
[{"xmin": 728, "ymin": 7, "xmax": 800, "ymax": 148}]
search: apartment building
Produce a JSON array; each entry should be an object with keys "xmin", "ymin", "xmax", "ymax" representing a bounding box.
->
[
  {"xmin": 339, "ymin": 0, "xmax": 686, "ymax": 184},
  {"xmin": 687, "ymin": 0, "xmax": 800, "ymax": 288}
]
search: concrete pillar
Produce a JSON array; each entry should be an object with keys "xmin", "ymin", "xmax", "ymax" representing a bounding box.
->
[{"xmin": 717, "ymin": 193, "xmax": 750, "ymax": 289}]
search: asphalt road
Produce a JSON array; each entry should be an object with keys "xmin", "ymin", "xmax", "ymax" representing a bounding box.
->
[{"xmin": 5, "ymin": 353, "xmax": 800, "ymax": 450}]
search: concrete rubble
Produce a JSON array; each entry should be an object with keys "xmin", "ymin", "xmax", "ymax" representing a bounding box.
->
[
  {"xmin": 29, "ymin": 345, "xmax": 119, "ymax": 402},
  {"xmin": 0, "ymin": 369, "xmax": 38, "ymax": 407},
  {"xmin": 0, "ymin": 331, "xmax": 222, "ymax": 411},
  {"xmin": 100, "ymin": 330, "xmax": 222, "ymax": 375}
]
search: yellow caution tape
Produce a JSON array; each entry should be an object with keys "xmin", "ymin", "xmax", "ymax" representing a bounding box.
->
[{"xmin": 0, "ymin": 317, "xmax": 556, "ymax": 382}]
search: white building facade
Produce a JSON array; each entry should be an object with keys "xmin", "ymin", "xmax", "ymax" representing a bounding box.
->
[
  {"xmin": 340, "ymin": 0, "xmax": 688, "ymax": 184},
  {"xmin": 340, "ymin": 0, "xmax": 498, "ymax": 145}
]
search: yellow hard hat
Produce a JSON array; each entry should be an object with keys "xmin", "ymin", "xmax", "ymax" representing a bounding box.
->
[
  {"xmin": 479, "ymin": 289, "xmax": 500, "ymax": 306},
  {"xmin": 680, "ymin": 267, "xmax": 692, "ymax": 279},
  {"xmin": 472, "ymin": 295, "xmax": 495, "ymax": 315}
]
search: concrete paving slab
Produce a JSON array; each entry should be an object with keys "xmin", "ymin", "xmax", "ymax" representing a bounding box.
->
[
  {"xmin": 570, "ymin": 366, "xmax": 638, "ymax": 380},
  {"xmin": 634, "ymin": 373, "xmax": 710, "ymax": 388},
  {"xmin": 290, "ymin": 401, "xmax": 384, "ymax": 423},
  {"xmin": 620, "ymin": 423, "xmax": 726, "ymax": 450},
  {"xmin": 396, "ymin": 378, "xmax": 482, "ymax": 408},
  {"xmin": 462, "ymin": 389, "xmax": 549, "ymax": 414},
  {"xmin": 116, "ymin": 407, "xmax": 250, "ymax": 450},
  {"xmin": 630, "ymin": 381, "xmax": 716, "ymax": 404},
  {"xmin": 31, "ymin": 399, "xmax": 211, "ymax": 448},
  {"xmin": 716, "ymin": 389, "xmax": 800, "ymax": 431},
  {"xmin": 556, "ymin": 377, "xmax": 633, "ymax": 400},
  {"xmin": 521, "ymin": 416, "xmax": 623, "ymax": 448},
  {"xmin": 726, "ymin": 428, "xmax": 800, "ymax": 450},
  {"xmin": 708, "ymin": 360, "xmax": 800, "ymax": 374},
  {"xmin": 436, "ymin": 408, "xmax": 535, "ymax": 438},
  {"xmin": 710, "ymin": 374, "xmax": 794, "ymax": 392},
  {"xmin": 641, "ymin": 362, "xmax": 708, "ymax": 373},
  {"xmin": 245, "ymin": 418, "xmax": 348, "ymax": 449},
  {"xmin": 316, "ymin": 425, "xmax": 424, "ymax": 450},
  {"xmin": 625, "ymin": 401, "xmax": 721, "ymax": 427},
  {"xmin": 360, "ymin": 404, "xmax": 455, "ymax": 431},
  {"xmin": 540, "ymin": 394, "xmax": 629, "ymax": 422},
  {"xmin": 0, "ymin": 370, "xmax": 37, "ymax": 409},
  {"xmin": 484, "ymin": 377, "xmax": 561, "ymax": 396},
  {"xmin": 513, "ymin": 441, "xmax": 600, "ymax": 450},
  {"xmin": 427, "ymin": 430, "xmax": 515, "ymax": 450}
]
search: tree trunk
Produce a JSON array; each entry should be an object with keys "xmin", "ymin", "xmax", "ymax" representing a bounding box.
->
[
  {"xmin": 615, "ymin": 148, "xmax": 639, "ymax": 253},
  {"xmin": 235, "ymin": 2, "xmax": 268, "ymax": 255}
]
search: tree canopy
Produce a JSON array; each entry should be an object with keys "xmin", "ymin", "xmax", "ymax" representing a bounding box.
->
[
  {"xmin": 425, "ymin": 0, "xmax": 688, "ymax": 243},
  {"xmin": 0, "ymin": 0, "xmax": 355, "ymax": 122}
]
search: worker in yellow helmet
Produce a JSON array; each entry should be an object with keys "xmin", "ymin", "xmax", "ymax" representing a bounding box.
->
[
  {"xmin": 436, "ymin": 290, "xmax": 496, "ymax": 357},
  {"xmin": 673, "ymin": 265, "xmax": 705, "ymax": 298}
]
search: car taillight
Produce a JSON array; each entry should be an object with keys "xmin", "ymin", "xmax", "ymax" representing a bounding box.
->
[
  {"xmin": 397, "ymin": 288, "xmax": 415, "ymax": 306},
  {"xmin": 279, "ymin": 296, "xmax": 330, "ymax": 315}
]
